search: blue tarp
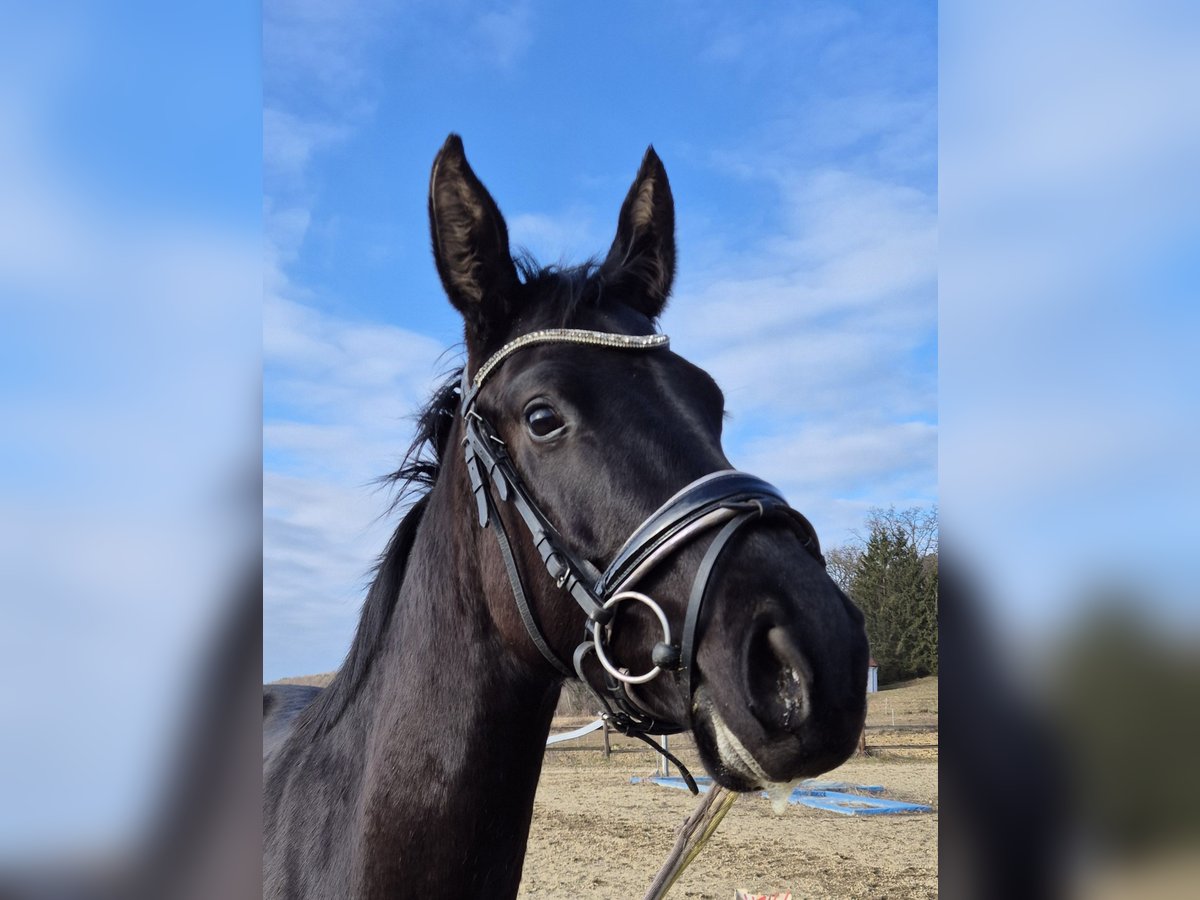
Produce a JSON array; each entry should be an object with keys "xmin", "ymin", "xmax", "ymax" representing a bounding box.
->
[{"xmin": 631, "ymin": 775, "xmax": 931, "ymax": 816}]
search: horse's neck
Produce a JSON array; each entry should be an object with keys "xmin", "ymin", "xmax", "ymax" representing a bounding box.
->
[{"xmin": 349, "ymin": 473, "xmax": 561, "ymax": 897}]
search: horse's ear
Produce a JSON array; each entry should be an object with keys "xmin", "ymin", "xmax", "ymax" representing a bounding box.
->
[
  {"xmin": 428, "ymin": 134, "xmax": 519, "ymax": 345},
  {"xmin": 600, "ymin": 146, "xmax": 676, "ymax": 319}
]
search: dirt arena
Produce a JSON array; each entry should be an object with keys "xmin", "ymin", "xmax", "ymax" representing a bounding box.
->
[{"xmin": 521, "ymin": 678, "xmax": 938, "ymax": 899}]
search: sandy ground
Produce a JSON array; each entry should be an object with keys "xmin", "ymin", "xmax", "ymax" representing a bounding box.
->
[{"xmin": 520, "ymin": 678, "xmax": 938, "ymax": 899}]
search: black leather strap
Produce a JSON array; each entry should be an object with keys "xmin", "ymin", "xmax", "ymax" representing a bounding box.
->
[
  {"xmin": 596, "ymin": 472, "xmax": 789, "ymax": 595},
  {"xmin": 464, "ymin": 414, "xmax": 609, "ymax": 624},
  {"xmin": 485, "ymin": 489, "xmax": 573, "ymax": 677},
  {"xmin": 678, "ymin": 509, "xmax": 761, "ymax": 708},
  {"xmin": 572, "ymin": 641, "xmax": 682, "ymax": 731},
  {"xmin": 570, "ymin": 640, "xmax": 696, "ymax": 792},
  {"xmin": 626, "ymin": 731, "xmax": 699, "ymax": 794}
]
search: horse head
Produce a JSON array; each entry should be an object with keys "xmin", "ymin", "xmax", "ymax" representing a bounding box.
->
[{"xmin": 429, "ymin": 134, "xmax": 869, "ymax": 792}]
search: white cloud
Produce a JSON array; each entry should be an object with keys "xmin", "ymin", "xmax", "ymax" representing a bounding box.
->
[
  {"xmin": 695, "ymin": 5, "xmax": 861, "ymax": 68},
  {"xmin": 263, "ymin": 249, "xmax": 451, "ymax": 678},
  {"xmin": 739, "ymin": 420, "xmax": 937, "ymax": 497},
  {"xmin": 264, "ymin": 107, "xmax": 349, "ymax": 181},
  {"xmin": 508, "ymin": 208, "xmax": 602, "ymax": 263},
  {"xmin": 667, "ymin": 167, "xmax": 936, "ymax": 425},
  {"xmin": 264, "ymin": 0, "xmax": 395, "ymax": 101},
  {"xmin": 264, "ymin": 469, "xmax": 408, "ymax": 681},
  {"xmin": 725, "ymin": 418, "xmax": 936, "ymax": 553},
  {"xmin": 473, "ymin": 0, "xmax": 535, "ymax": 70},
  {"xmin": 657, "ymin": 153, "xmax": 938, "ymax": 550}
]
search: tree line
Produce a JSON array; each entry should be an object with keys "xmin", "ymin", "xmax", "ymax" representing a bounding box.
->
[{"xmin": 827, "ymin": 506, "xmax": 938, "ymax": 686}]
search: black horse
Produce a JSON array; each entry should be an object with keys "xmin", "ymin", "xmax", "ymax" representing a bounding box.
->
[{"xmin": 263, "ymin": 135, "xmax": 869, "ymax": 899}]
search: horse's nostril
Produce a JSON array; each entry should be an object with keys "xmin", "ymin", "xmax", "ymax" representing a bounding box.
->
[
  {"xmin": 744, "ymin": 621, "xmax": 813, "ymax": 731},
  {"xmin": 766, "ymin": 626, "xmax": 812, "ymax": 729},
  {"xmin": 766, "ymin": 625, "xmax": 805, "ymax": 673}
]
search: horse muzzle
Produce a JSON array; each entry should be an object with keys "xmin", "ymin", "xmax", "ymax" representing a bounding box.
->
[{"xmin": 690, "ymin": 588, "xmax": 869, "ymax": 791}]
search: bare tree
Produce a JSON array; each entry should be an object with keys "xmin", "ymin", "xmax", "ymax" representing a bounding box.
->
[
  {"xmin": 856, "ymin": 505, "xmax": 939, "ymax": 556},
  {"xmin": 824, "ymin": 545, "xmax": 863, "ymax": 593}
]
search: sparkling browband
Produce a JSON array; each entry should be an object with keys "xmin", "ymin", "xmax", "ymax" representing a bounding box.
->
[{"xmin": 473, "ymin": 329, "xmax": 669, "ymax": 389}]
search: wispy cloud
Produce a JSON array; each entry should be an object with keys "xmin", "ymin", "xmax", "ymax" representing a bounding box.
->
[
  {"xmin": 264, "ymin": 471, "xmax": 393, "ymax": 679},
  {"xmin": 263, "ymin": 0, "xmax": 399, "ymax": 264},
  {"xmin": 739, "ymin": 420, "xmax": 936, "ymax": 500},
  {"xmin": 508, "ymin": 207, "xmax": 602, "ymax": 263},
  {"xmin": 264, "ymin": 0, "xmax": 397, "ymax": 102},
  {"xmin": 669, "ymin": 166, "xmax": 936, "ymax": 445},
  {"xmin": 473, "ymin": 0, "xmax": 535, "ymax": 70},
  {"xmin": 736, "ymin": 417, "xmax": 936, "ymax": 548},
  {"xmin": 660, "ymin": 59, "xmax": 937, "ymax": 544},
  {"xmin": 263, "ymin": 203, "xmax": 449, "ymax": 679},
  {"xmin": 696, "ymin": 4, "xmax": 861, "ymax": 67},
  {"xmin": 264, "ymin": 107, "xmax": 349, "ymax": 182},
  {"xmin": 263, "ymin": 282, "xmax": 449, "ymax": 679}
]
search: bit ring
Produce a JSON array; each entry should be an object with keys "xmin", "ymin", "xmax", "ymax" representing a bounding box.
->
[{"xmin": 593, "ymin": 591, "xmax": 672, "ymax": 685}]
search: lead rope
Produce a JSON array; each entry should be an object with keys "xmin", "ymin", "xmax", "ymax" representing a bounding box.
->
[{"xmin": 643, "ymin": 784, "xmax": 739, "ymax": 900}]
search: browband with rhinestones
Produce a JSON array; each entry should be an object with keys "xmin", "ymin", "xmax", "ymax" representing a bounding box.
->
[{"xmin": 472, "ymin": 329, "xmax": 669, "ymax": 390}]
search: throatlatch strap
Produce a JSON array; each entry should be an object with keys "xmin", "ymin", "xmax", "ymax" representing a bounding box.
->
[{"xmin": 485, "ymin": 490, "xmax": 573, "ymax": 677}]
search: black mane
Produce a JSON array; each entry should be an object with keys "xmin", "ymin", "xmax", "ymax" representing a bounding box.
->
[
  {"xmin": 382, "ymin": 371, "xmax": 462, "ymax": 505},
  {"xmin": 291, "ymin": 257, "xmax": 604, "ymax": 738}
]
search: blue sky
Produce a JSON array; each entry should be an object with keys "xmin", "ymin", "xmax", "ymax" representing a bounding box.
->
[{"xmin": 264, "ymin": 0, "xmax": 938, "ymax": 680}]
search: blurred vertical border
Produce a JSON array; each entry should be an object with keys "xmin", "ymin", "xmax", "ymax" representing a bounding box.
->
[
  {"xmin": 942, "ymin": 1, "xmax": 1199, "ymax": 897},
  {"xmin": 0, "ymin": 1, "xmax": 261, "ymax": 897}
]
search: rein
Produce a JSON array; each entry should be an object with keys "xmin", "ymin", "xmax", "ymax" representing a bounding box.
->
[{"xmin": 459, "ymin": 328, "xmax": 825, "ymax": 793}]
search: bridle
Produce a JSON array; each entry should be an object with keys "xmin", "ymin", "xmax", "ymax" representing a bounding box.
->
[{"xmin": 459, "ymin": 328, "xmax": 825, "ymax": 791}]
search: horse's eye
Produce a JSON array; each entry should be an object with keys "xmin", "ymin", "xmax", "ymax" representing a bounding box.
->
[{"xmin": 524, "ymin": 404, "xmax": 565, "ymax": 439}]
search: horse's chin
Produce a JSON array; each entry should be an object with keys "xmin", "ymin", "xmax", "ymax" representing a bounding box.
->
[
  {"xmin": 691, "ymin": 709, "xmax": 770, "ymax": 792},
  {"xmin": 691, "ymin": 681, "xmax": 854, "ymax": 795},
  {"xmin": 690, "ymin": 684, "xmax": 792, "ymax": 793}
]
